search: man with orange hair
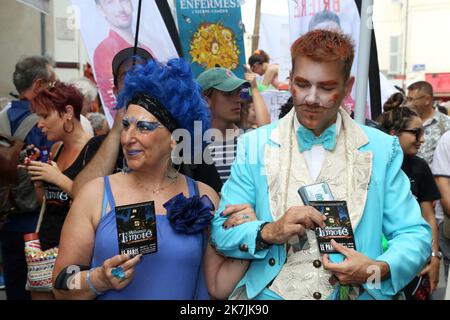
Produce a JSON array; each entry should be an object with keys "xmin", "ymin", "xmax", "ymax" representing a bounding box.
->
[{"xmin": 210, "ymin": 30, "xmax": 431, "ymax": 300}]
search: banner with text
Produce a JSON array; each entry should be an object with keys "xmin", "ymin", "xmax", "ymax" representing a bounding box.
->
[{"xmin": 176, "ymin": 0, "xmax": 246, "ymax": 78}]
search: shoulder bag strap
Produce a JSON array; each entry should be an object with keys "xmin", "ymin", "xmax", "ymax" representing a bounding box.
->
[
  {"xmin": 35, "ymin": 196, "xmax": 46, "ymax": 233},
  {"xmin": 0, "ymin": 108, "xmax": 11, "ymax": 136},
  {"xmin": 14, "ymin": 114, "xmax": 39, "ymax": 141},
  {"xmin": 82, "ymin": 139, "xmax": 93, "ymax": 167}
]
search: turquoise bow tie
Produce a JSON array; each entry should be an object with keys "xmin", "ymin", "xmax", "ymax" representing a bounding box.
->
[{"xmin": 297, "ymin": 124, "xmax": 337, "ymax": 152}]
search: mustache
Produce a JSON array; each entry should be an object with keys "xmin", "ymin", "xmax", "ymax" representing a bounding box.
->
[{"xmin": 293, "ymin": 102, "xmax": 326, "ymax": 109}]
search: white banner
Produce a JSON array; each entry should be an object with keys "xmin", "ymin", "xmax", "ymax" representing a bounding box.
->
[
  {"xmin": 16, "ymin": 0, "xmax": 49, "ymax": 14},
  {"xmin": 70, "ymin": 0, "xmax": 178, "ymax": 126},
  {"xmin": 259, "ymin": 13, "xmax": 291, "ymax": 84},
  {"xmin": 261, "ymin": 90, "xmax": 291, "ymax": 122}
]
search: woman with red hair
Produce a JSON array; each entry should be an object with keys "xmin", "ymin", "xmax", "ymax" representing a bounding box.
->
[{"xmin": 23, "ymin": 81, "xmax": 101, "ymax": 299}]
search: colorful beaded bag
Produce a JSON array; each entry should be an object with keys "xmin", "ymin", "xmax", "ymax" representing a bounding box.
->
[{"xmin": 24, "ymin": 198, "xmax": 58, "ymax": 292}]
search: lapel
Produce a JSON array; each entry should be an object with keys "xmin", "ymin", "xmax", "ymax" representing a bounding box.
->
[
  {"xmin": 265, "ymin": 108, "xmax": 298, "ymax": 221},
  {"xmin": 317, "ymin": 109, "xmax": 373, "ymax": 229},
  {"xmin": 264, "ymin": 108, "xmax": 372, "ymax": 229}
]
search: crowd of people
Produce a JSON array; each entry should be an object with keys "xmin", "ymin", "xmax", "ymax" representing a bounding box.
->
[{"xmin": 0, "ymin": 28, "xmax": 449, "ymax": 301}]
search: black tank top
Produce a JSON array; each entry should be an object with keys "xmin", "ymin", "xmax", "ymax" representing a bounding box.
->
[{"xmin": 39, "ymin": 137, "xmax": 100, "ymax": 250}]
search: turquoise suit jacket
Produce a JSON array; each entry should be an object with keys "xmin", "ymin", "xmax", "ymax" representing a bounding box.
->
[{"xmin": 210, "ymin": 119, "xmax": 432, "ymax": 300}]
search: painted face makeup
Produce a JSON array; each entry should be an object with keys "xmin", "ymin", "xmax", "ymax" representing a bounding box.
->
[
  {"xmin": 291, "ymin": 76, "xmax": 340, "ymax": 109},
  {"xmin": 122, "ymin": 116, "xmax": 162, "ymax": 134}
]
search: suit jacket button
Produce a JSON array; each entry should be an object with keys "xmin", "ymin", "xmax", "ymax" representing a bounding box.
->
[
  {"xmin": 269, "ymin": 258, "xmax": 276, "ymax": 266},
  {"xmin": 313, "ymin": 259, "xmax": 322, "ymax": 268},
  {"xmin": 239, "ymin": 244, "xmax": 249, "ymax": 252},
  {"xmin": 313, "ymin": 292, "xmax": 322, "ymax": 300}
]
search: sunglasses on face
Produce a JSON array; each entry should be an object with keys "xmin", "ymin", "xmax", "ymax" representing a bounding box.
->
[
  {"xmin": 122, "ymin": 118, "xmax": 162, "ymax": 133},
  {"xmin": 400, "ymin": 127, "xmax": 424, "ymax": 141}
]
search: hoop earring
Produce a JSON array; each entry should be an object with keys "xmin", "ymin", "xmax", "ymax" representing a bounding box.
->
[{"xmin": 63, "ymin": 119, "xmax": 75, "ymax": 134}]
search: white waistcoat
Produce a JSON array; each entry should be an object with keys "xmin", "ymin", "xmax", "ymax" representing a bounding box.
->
[{"xmin": 264, "ymin": 108, "xmax": 373, "ymax": 300}]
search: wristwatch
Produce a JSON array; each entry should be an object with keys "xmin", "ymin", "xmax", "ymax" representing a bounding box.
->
[
  {"xmin": 431, "ymin": 251, "xmax": 443, "ymax": 260},
  {"xmin": 255, "ymin": 222, "xmax": 271, "ymax": 252}
]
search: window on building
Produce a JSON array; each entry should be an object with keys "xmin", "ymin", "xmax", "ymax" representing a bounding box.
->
[{"xmin": 389, "ymin": 35, "xmax": 403, "ymax": 75}]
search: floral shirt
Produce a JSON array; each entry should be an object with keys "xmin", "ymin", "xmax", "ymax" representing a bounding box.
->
[{"xmin": 417, "ymin": 109, "xmax": 450, "ymax": 165}]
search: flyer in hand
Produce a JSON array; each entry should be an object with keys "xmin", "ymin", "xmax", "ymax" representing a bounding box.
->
[
  {"xmin": 309, "ymin": 200, "xmax": 356, "ymax": 254},
  {"xmin": 294, "ymin": 182, "xmax": 334, "ymax": 251},
  {"xmin": 116, "ymin": 201, "xmax": 157, "ymax": 256}
]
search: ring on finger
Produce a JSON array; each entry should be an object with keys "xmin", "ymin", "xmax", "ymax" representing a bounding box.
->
[
  {"xmin": 111, "ymin": 266, "xmax": 126, "ymax": 280},
  {"xmin": 242, "ymin": 214, "xmax": 250, "ymax": 220}
]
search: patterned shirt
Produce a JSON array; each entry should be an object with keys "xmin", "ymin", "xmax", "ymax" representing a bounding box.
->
[{"xmin": 417, "ymin": 109, "xmax": 450, "ymax": 165}]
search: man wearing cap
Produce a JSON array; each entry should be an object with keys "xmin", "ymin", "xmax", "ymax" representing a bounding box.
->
[
  {"xmin": 73, "ymin": 49, "xmax": 223, "ymax": 196},
  {"xmin": 72, "ymin": 47, "xmax": 152, "ymax": 197},
  {"xmin": 197, "ymin": 68, "xmax": 250, "ymax": 184},
  {"xmin": 93, "ymin": 0, "xmax": 154, "ymax": 118}
]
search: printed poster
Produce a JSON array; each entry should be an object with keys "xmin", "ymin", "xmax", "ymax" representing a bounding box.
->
[
  {"xmin": 70, "ymin": 0, "xmax": 178, "ymax": 126},
  {"xmin": 176, "ymin": 0, "xmax": 246, "ymax": 78}
]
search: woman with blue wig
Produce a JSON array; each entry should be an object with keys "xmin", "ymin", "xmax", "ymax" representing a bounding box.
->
[{"xmin": 52, "ymin": 58, "xmax": 252, "ymax": 300}]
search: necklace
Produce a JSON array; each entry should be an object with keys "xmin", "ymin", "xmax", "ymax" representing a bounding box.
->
[{"xmin": 133, "ymin": 169, "xmax": 179, "ymax": 196}]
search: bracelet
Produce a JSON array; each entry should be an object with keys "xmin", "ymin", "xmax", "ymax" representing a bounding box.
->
[
  {"xmin": 255, "ymin": 222, "xmax": 271, "ymax": 252},
  {"xmin": 86, "ymin": 268, "xmax": 104, "ymax": 296}
]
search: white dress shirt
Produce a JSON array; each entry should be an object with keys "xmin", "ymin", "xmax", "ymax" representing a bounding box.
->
[{"xmin": 294, "ymin": 113, "xmax": 342, "ymax": 181}]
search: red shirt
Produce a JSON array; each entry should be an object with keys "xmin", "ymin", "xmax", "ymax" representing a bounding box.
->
[{"xmin": 93, "ymin": 30, "xmax": 153, "ymax": 118}]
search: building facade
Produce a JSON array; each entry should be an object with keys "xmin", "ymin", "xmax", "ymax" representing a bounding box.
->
[
  {"xmin": 0, "ymin": 0, "xmax": 89, "ymax": 107},
  {"xmin": 374, "ymin": 0, "xmax": 450, "ymax": 98}
]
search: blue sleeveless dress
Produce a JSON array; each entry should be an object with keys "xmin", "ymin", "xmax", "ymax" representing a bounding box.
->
[{"xmin": 90, "ymin": 176, "xmax": 209, "ymax": 300}]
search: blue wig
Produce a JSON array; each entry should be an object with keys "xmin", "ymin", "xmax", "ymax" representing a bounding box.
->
[{"xmin": 117, "ymin": 58, "xmax": 211, "ymax": 142}]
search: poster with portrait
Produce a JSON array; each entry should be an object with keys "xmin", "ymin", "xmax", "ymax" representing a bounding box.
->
[
  {"xmin": 175, "ymin": 0, "xmax": 246, "ymax": 78},
  {"xmin": 289, "ymin": 0, "xmax": 375, "ymax": 118},
  {"xmin": 70, "ymin": 0, "xmax": 179, "ymax": 126}
]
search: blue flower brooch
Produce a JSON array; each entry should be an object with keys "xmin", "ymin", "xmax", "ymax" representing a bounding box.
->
[{"xmin": 164, "ymin": 193, "xmax": 215, "ymax": 234}]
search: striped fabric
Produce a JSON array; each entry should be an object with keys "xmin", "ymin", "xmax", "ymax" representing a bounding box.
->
[{"xmin": 208, "ymin": 137, "xmax": 238, "ymax": 184}]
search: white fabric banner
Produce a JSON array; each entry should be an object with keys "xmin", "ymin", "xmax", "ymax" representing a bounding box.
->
[
  {"xmin": 70, "ymin": 0, "xmax": 178, "ymax": 126},
  {"xmin": 259, "ymin": 13, "xmax": 291, "ymax": 84},
  {"xmin": 261, "ymin": 90, "xmax": 291, "ymax": 122}
]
